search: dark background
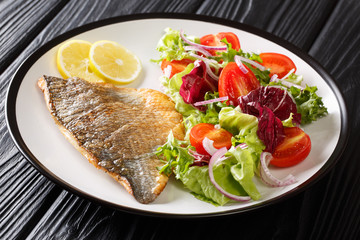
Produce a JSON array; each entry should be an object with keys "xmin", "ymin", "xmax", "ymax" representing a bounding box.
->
[{"xmin": 1, "ymin": 0, "xmax": 359, "ymax": 239}]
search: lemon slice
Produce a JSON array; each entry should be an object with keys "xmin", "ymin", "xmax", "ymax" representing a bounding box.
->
[
  {"xmin": 89, "ymin": 40, "xmax": 141, "ymax": 84},
  {"xmin": 57, "ymin": 39, "xmax": 104, "ymax": 83}
]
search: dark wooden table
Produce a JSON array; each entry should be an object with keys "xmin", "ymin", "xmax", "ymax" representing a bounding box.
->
[{"xmin": 1, "ymin": 0, "xmax": 359, "ymax": 239}]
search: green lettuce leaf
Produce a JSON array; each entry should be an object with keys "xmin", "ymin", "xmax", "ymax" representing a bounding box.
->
[
  {"xmin": 160, "ymin": 63, "xmax": 200, "ymax": 117},
  {"xmin": 181, "ymin": 166, "xmax": 230, "ymax": 206},
  {"xmin": 182, "ymin": 92, "xmax": 232, "ymax": 140},
  {"xmin": 288, "ymin": 85, "xmax": 328, "ymax": 124},
  {"xmin": 156, "ymin": 132, "xmax": 231, "ymax": 206},
  {"xmin": 176, "ymin": 145, "xmax": 262, "ymax": 205},
  {"xmin": 219, "ymin": 107, "xmax": 265, "ymax": 153},
  {"xmin": 223, "ymin": 146, "xmax": 261, "ymax": 200},
  {"xmin": 153, "ymin": 27, "xmax": 199, "ymax": 63},
  {"xmin": 286, "ymin": 73, "xmax": 304, "ymax": 85},
  {"xmin": 219, "ymin": 107, "xmax": 258, "ymax": 136},
  {"xmin": 155, "ymin": 132, "xmax": 193, "ymax": 178},
  {"xmin": 282, "ymin": 113, "xmax": 297, "ymax": 127}
]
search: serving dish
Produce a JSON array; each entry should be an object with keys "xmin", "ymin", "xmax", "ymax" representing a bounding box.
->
[{"xmin": 6, "ymin": 13, "xmax": 348, "ymax": 217}]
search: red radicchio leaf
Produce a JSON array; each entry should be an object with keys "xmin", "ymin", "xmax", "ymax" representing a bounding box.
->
[
  {"xmin": 255, "ymin": 103, "xmax": 285, "ymax": 153},
  {"xmin": 179, "ymin": 60, "xmax": 218, "ymax": 111},
  {"xmin": 238, "ymin": 86, "xmax": 301, "ymax": 125}
]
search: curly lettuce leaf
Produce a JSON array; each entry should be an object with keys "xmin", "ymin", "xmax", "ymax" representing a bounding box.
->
[
  {"xmin": 155, "ymin": 132, "xmax": 193, "ymax": 178},
  {"xmin": 182, "ymin": 92, "xmax": 231, "ymax": 140},
  {"xmin": 288, "ymin": 85, "xmax": 328, "ymax": 124},
  {"xmin": 154, "ymin": 27, "xmax": 199, "ymax": 63},
  {"xmin": 286, "ymin": 73, "xmax": 304, "ymax": 85}
]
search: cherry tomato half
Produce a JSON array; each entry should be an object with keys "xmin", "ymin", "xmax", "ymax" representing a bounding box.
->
[
  {"xmin": 218, "ymin": 62, "xmax": 260, "ymax": 106},
  {"xmin": 189, "ymin": 123, "xmax": 233, "ymax": 155},
  {"xmin": 270, "ymin": 127, "xmax": 311, "ymax": 167},
  {"xmin": 259, "ymin": 53, "xmax": 297, "ymax": 78},
  {"xmin": 161, "ymin": 58, "xmax": 194, "ymax": 79},
  {"xmin": 200, "ymin": 32, "xmax": 241, "ymax": 56}
]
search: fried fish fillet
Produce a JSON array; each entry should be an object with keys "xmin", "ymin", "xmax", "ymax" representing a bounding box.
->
[{"xmin": 38, "ymin": 76, "xmax": 184, "ymax": 204}]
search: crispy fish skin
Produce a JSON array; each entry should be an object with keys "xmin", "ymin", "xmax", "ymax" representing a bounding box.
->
[{"xmin": 38, "ymin": 76, "xmax": 184, "ymax": 204}]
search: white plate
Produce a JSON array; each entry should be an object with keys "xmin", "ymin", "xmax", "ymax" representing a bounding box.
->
[{"xmin": 6, "ymin": 13, "xmax": 348, "ymax": 217}]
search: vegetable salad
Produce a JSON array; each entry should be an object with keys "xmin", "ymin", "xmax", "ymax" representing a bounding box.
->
[{"xmin": 153, "ymin": 28, "xmax": 327, "ymax": 206}]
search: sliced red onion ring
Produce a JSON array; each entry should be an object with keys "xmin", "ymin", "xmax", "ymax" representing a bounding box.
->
[
  {"xmin": 163, "ymin": 64, "xmax": 172, "ymax": 78},
  {"xmin": 272, "ymin": 88, "xmax": 288, "ymax": 113},
  {"xmin": 202, "ymin": 137, "xmax": 218, "ymax": 156},
  {"xmin": 236, "ymin": 143, "xmax": 248, "ymax": 149},
  {"xmin": 184, "ymin": 45, "xmax": 212, "ymax": 57},
  {"xmin": 270, "ymin": 74, "xmax": 279, "ymax": 82},
  {"xmin": 205, "ymin": 63, "xmax": 219, "ymax": 81},
  {"xmin": 180, "ymin": 30, "xmax": 227, "ymax": 51},
  {"xmin": 259, "ymin": 152, "xmax": 297, "ymax": 187},
  {"xmin": 205, "ymin": 62, "xmax": 219, "ymax": 81},
  {"xmin": 280, "ymin": 68, "xmax": 295, "ymax": 80},
  {"xmin": 234, "ymin": 55, "xmax": 248, "ymax": 74},
  {"xmin": 194, "ymin": 96, "xmax": 229, "ymax": 106},
  {"xmin": 208, "ymin": 147, "xmax": 252, "ymax": 202},
  {"xmin": 189, "ymin": 53, "xmax": 219, "ymax": 80},
  {"xmin": 282, "ymin": 80, "xmax": 304, "ymax": 90},
  {"xmin": 235, "ymin": 55, "xmax": 267, "ymax": 71},
  {"xmin": 188, "ymin": 52, "xmax": 218, "ymax": 64},
  {"xmin": 270, "ymin": 72, "xmax": 304, "ymax": 90}
]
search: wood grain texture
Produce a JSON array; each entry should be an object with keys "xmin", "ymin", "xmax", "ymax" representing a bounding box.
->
[
  {"xmin": 196, "ymin": 0, "xmax": 338, "ymax": 50},
  {"xmin": 0, "ymin": 0, "xmax": 359, "ymax": 239},
  {"xmin": 0, "ymin": 0, "xmax": 69, "ymax": 73},
  {"xmin": 0, "ymin": 158, "xmax": 61, "ymax": 239},
  {"xmin": 303, "ymin": 1, "xmax": 360, "ymax": 239}
]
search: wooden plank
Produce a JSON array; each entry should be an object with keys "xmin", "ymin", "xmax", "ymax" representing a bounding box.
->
[
  {"xmin": 0, "ymin": 157, "xmax": 61, "ymax": 239},
  {"xmin": 15, "ymin": 0, "xmax": 333, "ymax": 239},
  {"xmin": 301, "ymin": 1, "xmax": 360, "ymax": 239},
  {"xmin": 0, "ymin": 0, "xmax": 357, "ymax": 239},
  {"xmin": 196, "ymin": 0, "xmax": 338, "ymax": 50},
  {"xmin": 26, "ymin": 191, "xmax": 140, "ymax": 239},
  {"xmin": 0, "ymin": 1, "xmax": 68, "ymax": 239},
  {"xmin": 0, "ymin": 0, "xmax": 69, "ymax": 73}
]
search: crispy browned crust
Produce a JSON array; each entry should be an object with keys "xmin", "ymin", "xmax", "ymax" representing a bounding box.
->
[{"xmin": 38, "ymin": 76, "xmax": 184, "ymax": 203}]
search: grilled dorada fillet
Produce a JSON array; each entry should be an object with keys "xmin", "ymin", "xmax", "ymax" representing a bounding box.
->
[{"xmin": 38, "ymin": 76, "xmax": 184, "ymax": 204}]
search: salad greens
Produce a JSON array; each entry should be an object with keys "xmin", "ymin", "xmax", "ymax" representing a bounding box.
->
[
  {"xmin": 154, "ymin": 27, "xmax": 199, "ymax": 63},
  {"xmin": 154, "ymin": 28, "xmax": 328, "ymax": 206}
]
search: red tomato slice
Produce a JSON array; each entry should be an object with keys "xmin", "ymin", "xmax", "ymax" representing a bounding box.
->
[
  {"xmin": 189, "ymin": 123, "xmax": 233, "ymax": 155},
  {"xmin": 200, "ymin": 32, "xmax": 241, "ymax": 55},
  {"xmin": 270, "ymin": 127, "xmax": 311, "ymax": 167},
  {"xmin": 218, "ymin": 62, "xmax": 260, "ymax": 106},
  {"xmin": 259, "ymin": 53, "xmax": 297, "ymax": 78},
  {"xmin": 160, "ymin": 58, "xmax": 193, "ymax": 78}
]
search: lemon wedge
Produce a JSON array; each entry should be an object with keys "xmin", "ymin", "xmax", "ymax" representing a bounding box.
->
[
  {"xmin": 57, "ymin": 39, "xmax": 104, "ymax": 83},
  {"xmin": 89, "ymin": 40, "xmax": 141, "ymax": 84}
]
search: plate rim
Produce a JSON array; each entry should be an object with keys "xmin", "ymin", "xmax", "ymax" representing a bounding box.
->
[{"xmin": 5, "ymin": 12, "xmax": 349, "ymax": 218}]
